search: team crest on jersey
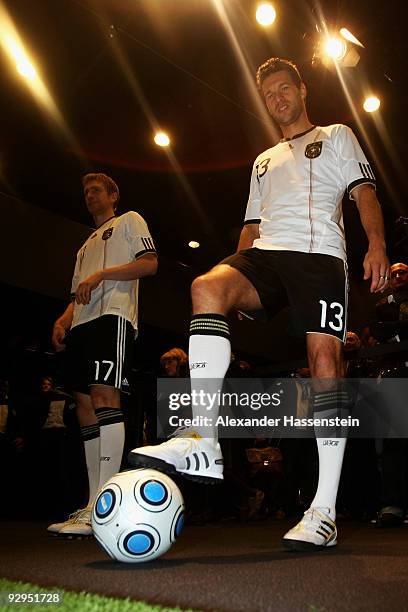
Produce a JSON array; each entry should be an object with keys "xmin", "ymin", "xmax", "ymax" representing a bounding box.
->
[
  {"xmin": 305, "ymin": 141, "xmax": 322, "ymax": 159},
  {"xmin": 102, "ymin": 228, "xmax": 113, "ymax": 240}
]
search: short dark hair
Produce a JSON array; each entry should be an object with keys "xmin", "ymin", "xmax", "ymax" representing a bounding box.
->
[
  {"xmin": 256, "ymin": 57, "xmax": 302, "ymax": 90},
  {"xmin": 82, "ymin": 173, "xmax": 120, "ymax": 210}
]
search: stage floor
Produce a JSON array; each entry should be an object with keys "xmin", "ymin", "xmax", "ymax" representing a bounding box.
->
[{"xmin": 1, "ymin": 519, "xmax": 407, "ymax": 611}]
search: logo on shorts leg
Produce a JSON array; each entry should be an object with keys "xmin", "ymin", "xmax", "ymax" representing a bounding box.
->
[
  {"xmin": 102, "ymin": 228, "xmax": 113, "ymax": 240},
  {"xmin": 305, "ymin": 141, "xmax": 322, "ymax": 158}
]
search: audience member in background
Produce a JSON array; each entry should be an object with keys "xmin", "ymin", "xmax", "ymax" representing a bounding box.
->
[
  {"xmin": 372, "ymin": 262, "xmax": 408, "ymax": 527},
  {"xmin": 344, "ymin": 331, "xmax": 362, "ymax": 377},
  {"xmin": 0, "ymin": 379, "xmax": 15, "ymax": 518},
  {"xmin": 160, "ymin": 348, "xmax": 188, "ymax": 378},
  {"xmin": 279, "ymin": 368, "xmax": 318, "ymax": 518},
  {"xmin": 153, "ymin": 348, "xmax": 189, "ymax": 444},
  {"xmin": 360, "ymin": 325, "xmax": 377, "ymax": 349},
  {"xmin": 338, "ymin": 336, "xmax": 380, "ymax": 520}
]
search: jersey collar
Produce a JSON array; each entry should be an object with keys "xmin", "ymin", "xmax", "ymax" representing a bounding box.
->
[
  {"xmin": 281, "ymin": 125, "xmax": 317, "ymax": 143},
  {"xmin": 96, "ymin": 215, "xmax": 116, "ymax": 230}
]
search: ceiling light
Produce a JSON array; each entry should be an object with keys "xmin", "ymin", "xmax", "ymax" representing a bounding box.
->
[
  {"xmin": 154, "ymin": 132, "xmax": 170, "ymax": 147},
  {"xmin": 255, "ymin": 3, "xmax": 276, "ymax": 27},
  {"xmin": 363, "ymin": 96, "xmax": 381, "ymax": 113},
  {"xmin": 324, "ymin": 37, "xmax": 347, "ymax": 60}
]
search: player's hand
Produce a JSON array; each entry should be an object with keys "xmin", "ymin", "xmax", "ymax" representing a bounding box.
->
[
  {"xmin": 52, "ymin": 323, "xmax": 67, "ymax": 352},
  {"xmin": 363, "ymin": 245, "xmax": 390, "ymax": 294},
  {"xmin": 75, "ymin": 271, "xmax": 104, "ymax": 305}
]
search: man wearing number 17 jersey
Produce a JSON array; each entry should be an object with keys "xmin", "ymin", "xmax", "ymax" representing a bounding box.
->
[
  {"xmin": 47, "ymin": 173, "xmax": 157, "ymax": 537},
  {"xmin": 130, "ymin": 58, "xmax": 389, "ymax": 551}
]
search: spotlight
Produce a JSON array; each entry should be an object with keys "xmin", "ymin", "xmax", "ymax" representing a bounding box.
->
[
  {"xmin": 255, "ymin": 3, "xmax": 276, "ymax": 27},
  {"xmin": 363, "ymin": 96, "xmax": 381, "ymax": 113},
  {"xmin": 188, "ymin": 241, "xmax": 200, "ymax": 249},
  {"xmin": 154, "ymin": 132, "xmax": 170, "ymax": 147},
  {"xmin": 339, "ymin": 28, "xmax": 364, "ymax": 48},
  {"xmin": 324, "ymin": 37, "xmax": 347, "ymax": 61}
]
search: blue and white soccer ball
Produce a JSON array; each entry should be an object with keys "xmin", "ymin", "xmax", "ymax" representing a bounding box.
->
[{"xmin": 92, "ymin": 468, "xmax": 184, "ymax": 563}]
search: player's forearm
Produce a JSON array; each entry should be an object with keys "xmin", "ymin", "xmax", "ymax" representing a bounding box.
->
[
  {"xmin": 354, "ymin": 186, "xmax": 386, "ymax": 249},
  {"xmin": 56, "ymin": 302, "xmax": 74, "ymax": 330},
  {"xmin": 237, "ymin": 224, "xmax": 260, "ymax": 252},
  {"xmin": 100, "ymin": 254, "xmax": 158, "ymax": 281}
]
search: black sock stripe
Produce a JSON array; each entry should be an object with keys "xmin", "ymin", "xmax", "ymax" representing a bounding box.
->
[
  {"xmin": 313, "ymin": 391, "xmax": 350, "ymax": 409},
  {"xmin": 190, "ymin": 314, "xmax": 230, "ymax": 339},
  {"xmin": 190, "ymin": 329, "xmax": 230, "ymax": 340},
  {"xmin": 186, "ymin": 456, "xmax": 191, "ymax": 470},
  {"xmin": 95, "ymin": 407, "xmax": 124, "ymax": 426},
  {"xmin": 81, "ymin": 424, "xmax": 100, "ymax": 441}
]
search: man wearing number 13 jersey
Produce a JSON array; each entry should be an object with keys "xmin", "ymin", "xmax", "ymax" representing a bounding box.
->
[
  {"xmin": 130, "ymin": 58, "xmax": 389, "ymax": 551},
  {"xmin": 47, "ymin": 173, "xmax": 157, "ymax": 537}
]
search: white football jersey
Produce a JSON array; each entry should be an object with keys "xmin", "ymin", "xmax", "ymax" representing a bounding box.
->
[
  {"xmin": 70, "ymin": 211, "xmax": 156, "ymax": 330},
  {"xmin": 244, "ymin": 124, "xmax": 376, "ymax": 261}
]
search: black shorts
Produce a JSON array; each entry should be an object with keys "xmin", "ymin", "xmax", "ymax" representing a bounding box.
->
[
  {"xmin": 64, "ymin": 315, "xmax": 134, "ymax": 394},
  {"xmin": 222, "ymin": 248, "xmax": 348, "ymax": 341}
]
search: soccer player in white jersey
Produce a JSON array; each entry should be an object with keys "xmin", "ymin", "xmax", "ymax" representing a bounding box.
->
[
  {"xmin": 129, "ymin": 58, "xmax": 390, "ymax": 549},
  {"xmin": 48, "ymin": 173, "xmax": 157, "ymax": 536}
]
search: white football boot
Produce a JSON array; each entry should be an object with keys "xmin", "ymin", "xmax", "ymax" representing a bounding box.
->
[
  {"xmin": 47, "ymin": 508, "xmax": 88, "ymax": 534},
  {"xmin": 52, "ymin": 507, "xmax": 93, "ymax": 538},
  {"xmin": 128, "ymin": 429, "xmax": 223, "ymax": 484},
  {"xmin": 283, "ymin": 507, "xmax": 337, "ymax": 551}
]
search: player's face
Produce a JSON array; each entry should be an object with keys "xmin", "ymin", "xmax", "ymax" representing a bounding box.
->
[
  {"xmin": 261, "ymin": 71, "xmax": 306, "ymax": 127},
  {"xmin": 84, "ymin": 180, "xmax": 117, "ymax": 216}
]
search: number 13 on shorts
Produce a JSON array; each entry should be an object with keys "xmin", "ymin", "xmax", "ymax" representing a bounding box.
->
[{"xmin": 319, "ymin": 300, "xmax": 344, "ymax": 332}]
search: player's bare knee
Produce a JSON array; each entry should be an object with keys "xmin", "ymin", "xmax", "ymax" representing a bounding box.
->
[
  {"xmin": 309, "ymin": 350, "xmax": 342, "ymax": 379},
  {"xmin": 191, "ymin": 274, "xmax": 225, "ymax": 311},
  {"xmin": 90, "ymin": 385, "xmax": 119, "ymax": 408}
]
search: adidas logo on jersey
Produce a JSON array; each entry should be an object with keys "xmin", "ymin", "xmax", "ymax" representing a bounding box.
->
[{"xmin": 121, "ymin": 378, "xmax": 129, "ymax": 386}]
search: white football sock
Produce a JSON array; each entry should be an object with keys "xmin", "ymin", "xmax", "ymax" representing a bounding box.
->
[
  {"xmin": 189, "ymin": 314, "xmax": 231, "ymax": 441},
  {"xmin": 95, "ymin": 408, "xmax": 125, "ymax": 490},
  {"xmin": 310, "ymin": 388, "xmax": 350, "ymax": 520},
  {"xmin": 310, "ymin": 437, "xmax": 347, "ymax": 520},
  {"xmin": 81, "ymin": 424, "xmax": 100, "ymax": 507}
]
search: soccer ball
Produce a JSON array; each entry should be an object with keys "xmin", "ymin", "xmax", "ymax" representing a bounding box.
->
[{"xmin": 92, "ymin": 468, "xmax": 184, "ymax": 563}]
